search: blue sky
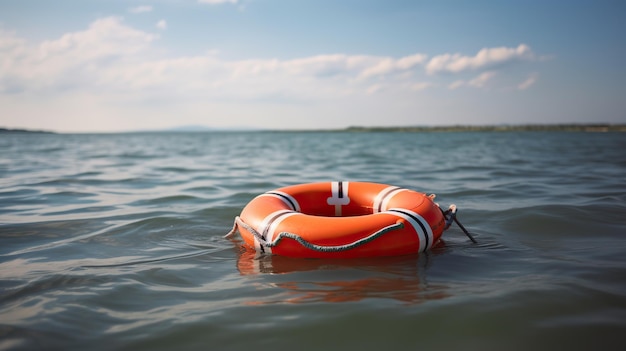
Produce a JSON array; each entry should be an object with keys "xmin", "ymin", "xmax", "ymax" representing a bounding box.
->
[{"xmin": 1, "ymin": 0, "xmax": 624, "ymax": 132}]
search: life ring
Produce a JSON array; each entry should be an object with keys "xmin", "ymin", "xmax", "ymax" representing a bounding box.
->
[{"xmin": 226, "ymin": 181, "xmax": 459, "ymax": 259}]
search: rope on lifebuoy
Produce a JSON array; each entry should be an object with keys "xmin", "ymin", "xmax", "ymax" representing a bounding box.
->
[
  {"xmin": 225, "ymin": 216, "xmax": 405, "ymax": 253},
  {"xmin": 439, "ymin": 204, "xmax": 477, "ymax": 243}
]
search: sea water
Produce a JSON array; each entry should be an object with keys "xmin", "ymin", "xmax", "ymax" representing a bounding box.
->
[{"xmin": 1, "ymin": 131, "xmax": 625, "ymax": 350}]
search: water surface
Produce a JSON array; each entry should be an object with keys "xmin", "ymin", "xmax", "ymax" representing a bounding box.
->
[{"xmin": 1, "ymin": 131, "xmax": 625, "ymax": 350}]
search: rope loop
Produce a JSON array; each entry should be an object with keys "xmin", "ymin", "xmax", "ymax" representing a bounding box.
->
[{"xmin": 439, "ymin": 204, "xmax": 477, "ymax": 243}]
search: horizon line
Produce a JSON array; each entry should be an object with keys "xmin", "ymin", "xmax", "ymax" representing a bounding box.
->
[{"xmin": 2, "ymin": 122, "xmax": 626, "ymax": 134}]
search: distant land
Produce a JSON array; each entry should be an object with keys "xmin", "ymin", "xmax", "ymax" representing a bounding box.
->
[
  {"xmin": 112, "ymin": 123, "xmax": 626, "ymax": 133},
  {"xmin": 339, "ymin": 123, "xmax": 626, "ymax": 133},
  {"xmin": 1, "ymin": 123, "xmax": 625, "ymax": 134},
  {"xmin": 0, "ymin": 127, "xmax": 55, "ymax": 134}
]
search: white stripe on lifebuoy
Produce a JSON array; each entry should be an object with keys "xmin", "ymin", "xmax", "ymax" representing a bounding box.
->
[
  {"xmin": 262, "ymin": 191, "xmax": 301, "ymax": 212},
  {"xmin": 386, "ymin": 208, "xmax": 434, "ymax": 252},
  {"xmin": 381, "ymin": 188, "xmax": 406, "ymax": 212},
  {"xmin": 255, "ymin": 210, "xmax": 293, "ymax": 253},
  {"xmin": 373, "ymin": 186, "xmax": 401, "ymax": 213},
  {"xmin": 373, "ymin": 187, "xmax": 406, "ymax": 213},
  {"xmin": 264, "ymin": 212, "xmax": 298, "ymax": 254}
]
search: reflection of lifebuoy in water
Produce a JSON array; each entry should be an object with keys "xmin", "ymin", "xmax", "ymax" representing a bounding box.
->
[
  {"xmin": 227, "ymin": 181, "xmax": 458, "ymax": 258},
  {"xmin": 235, "ymin": 248, "xmax": 449, "ymax": 304}
]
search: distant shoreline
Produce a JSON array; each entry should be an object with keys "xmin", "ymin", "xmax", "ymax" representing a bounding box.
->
[
  {"xmin": 2, "ymin": 123, "xmax": 625, "ymax": 134},
  {"xmin": 0, "ymin": 127, "xmax": 55, "ymax": 134},
  {"xmin": 338, "ymin": 123, "xmax": 626, "ymax": 133}
]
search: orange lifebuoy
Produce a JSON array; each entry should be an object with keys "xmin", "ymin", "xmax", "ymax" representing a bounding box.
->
[{"xmin": 227, "ymin": 181, "xmax": 455, "ymax": 259}]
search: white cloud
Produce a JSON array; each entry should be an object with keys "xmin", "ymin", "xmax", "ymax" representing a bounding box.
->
[
  {"xmin": 517, "ymin": 72, "xmax": 538, "ymax": 90},
  {"xmin": 129, "ymin": 5, "xmax": 153, "ymax": 13},
  {"xmin": 448, "ymin": 71, "xmax": 496, "ymax": 90},
  {"xmin": 0, "ymin": 17, "xmax": 155, "ymax": 93},
  {"xmin": 198, "ymin": 0, "xmax": 238, "ymax": 4},
  {"xmin": 156, "ymin": 20, "xmax": 167, "ymax": 30},
  {"xmin": 397, "ymin": 54, "xmax": 429, "ymax": 70},
  {"xmin": 0, "ymin": 17, "xmax": 543, "ymax": 123},
  {"xmin": 411, "ymin": 82, "xmax": 433, "ymax": 91},
  {"xmin": 359, "ymin": 53, "xmax": 428, "ymax": 79},
  {"xmin": 0, "ymin": 21, "xmax": 369, "ymax": 99},
  {"xmin": 469, "ymin": 71, "xmax": 496, "ymax": 87},
  {"xmin": 426, "ymin": 44, "xmax": 535, "ymax": 75},
  {"xmin": 38, "ymin": 17, "xmax": 156, "ymax": 61}
]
